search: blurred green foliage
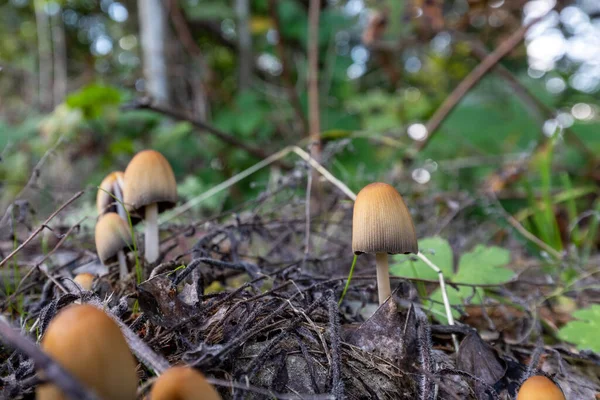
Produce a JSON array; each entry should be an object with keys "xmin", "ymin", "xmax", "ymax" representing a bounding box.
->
[{"xmin": 0, "ymin": 0, "xmax": 599, "ymax": 246}]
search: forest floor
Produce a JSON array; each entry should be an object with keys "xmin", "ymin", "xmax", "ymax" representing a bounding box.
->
[{"xmin": 0, "ymin": 151, "xmax": 599, "ymax": 400}]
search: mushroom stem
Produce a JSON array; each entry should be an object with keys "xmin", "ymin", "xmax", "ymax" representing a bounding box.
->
[
  {"xmin": 145, "ymin": 203, "xmax": 159, "ymax": 263},
  {"xmin": 375, "ymin": 252, "xmax": 391, "ymax": 305},
  {"xmin": 117, "ymin": 250, "xmax": 127, "ymax": 280},
  {"xmin": 113, "ymin": 181, "xmax": 127, "ymax": 222}
]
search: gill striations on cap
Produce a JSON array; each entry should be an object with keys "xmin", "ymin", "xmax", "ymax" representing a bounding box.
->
[
  {"xmin": 123, "ymin": 150, "xmax": 177, "ymax": 214},
  {"xmin": 352, "ymin": 182, "xmax": 418, "ymax": 255}
]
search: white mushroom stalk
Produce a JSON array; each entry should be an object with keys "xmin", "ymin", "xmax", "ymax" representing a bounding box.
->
[
  {"xmin": 351, "ymin": 182, "xmax": 458, "ymax": 351},
  {"xmin": 95, "ymin": 212, "xmax": 133, "ymax": 280},
  {"xmin": 123, "ymin": 150, "xmax": 177, "ymax": 265},
  {"xmin": 144, "ymin": 203, "xmax": 159, "ymax": 264}
]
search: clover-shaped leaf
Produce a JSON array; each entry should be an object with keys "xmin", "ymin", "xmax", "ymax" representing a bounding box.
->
[
  {"xmin": 390, "ymin": 236, "xmax": 453, "ymax": 280},
  {"xmin": 557, "ymin": 305, "xmax": 600, "ymax": 353},
  {"xmin": 454, "ymin": 245, "xmax": 514, "ymax": 285},
  {"xmin": 391, "ymin": 237, "xmax": 514, "ymax": 323}
]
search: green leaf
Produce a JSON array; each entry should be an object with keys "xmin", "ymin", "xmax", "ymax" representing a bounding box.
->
[
  {"xmin": 557, "ymin": 305, "xmax": 600, "ymax": 353},
  {"xmin": 454, "ymin": 245, "xmax": 514, "ymax": 285},
  {"xmin": 66, "ymin": 84, "xmax": 122, "ymax": 119},
  {"xmin": 427, "ymin": 286, "xmax": 484, "ymax": 323},
  {"xmin": 390, "ymin": 236, "xmax": 453, "ymax": 280}
]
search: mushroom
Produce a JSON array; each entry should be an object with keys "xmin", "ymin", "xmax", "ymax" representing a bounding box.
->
[
  {"xmin": 36, "ymin": 304, "xmax": 138, "ymax": 400},
  {"xmin": 517, "ymin": 375, "xmax": 565, "ymax": 400},
  {"xmin": 123, "ymin": 150, "xmax": 177, "ymax": 264},
  {"xmin": 150, "ymin": 366, "xmax": 222, "ymax": 400},
  {"xmin": 351, "ymin": 182, "xmax": 457, "ymax": 349},
  {"xmin": 95, "ymin": 212, "xmax": 133, "ymax": 280},
  {"xmin": 352, "ymin": 182, "xmax": 418, "ymax": 305},
  {"xmin": 73, "ymin": 273, "xmax": 95, "ymax": 291},
  {"xmin": 97, "ymin": 171, "xmax": 127, "ymax": 219}
]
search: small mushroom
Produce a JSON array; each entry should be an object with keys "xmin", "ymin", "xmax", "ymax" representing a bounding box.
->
[
  {"xmin": 517, "ymin": 375, "xmax": 565, "ymax": 400},
  {"xmin": 97, "ymin": 171, "xmax": 126, "ymax": 219},
  {"xmin": 73, "ymin": 273, "xmax": 95, "ymax": 291},
  {"xmin": 36, "ymin": 304, "xmax": 138, "ymax": 400},
  {"xmin": 95, "ymin": 212, "xmax": 133, "ymax": 280},
  {"xmin": 123, "ymin": 150, "xmax": 177, "ymax": 264},
  {"xmin": 149, "ymin": 366, "xmax": 222, "ymax": 400},
  {"xmin": 352, "ymin": 182, "xmax": 418, "ymax": 305}
]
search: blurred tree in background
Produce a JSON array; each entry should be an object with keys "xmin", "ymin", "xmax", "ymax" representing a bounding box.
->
[{"xmin": 0, "ymin": 0, "xmax": 599, "ymax": 230}]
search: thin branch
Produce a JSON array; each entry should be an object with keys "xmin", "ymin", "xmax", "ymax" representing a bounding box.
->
[
  {"xmin": 164, "ymin": 0, "xmax": 203, "ymax": 58},
  {"xmin": 487, "ymin": 192, "xmax": 564, "ymax": 261},
  {"xmin": 0, "ymin": 317, "xmax": 99, "ymax": 400},
  {"xmin": 206, "ymin": 377, "xmax": 334, "ymax": 400},
  {"xmin": 0, "ymin": 191, "xmax": 84, "ymax": 269},
  {"xmin": 164, "ymin": 0, "xmax": 210, "ymax": 119},
  {"xmin": 86, "ymin": 298, "xmax": 171, "ymax": 374},
  {"xmin": 122, "ymin": 99, "xmax": 279, "ymax": 163},
  {"xmin": 307, "ymin": 0, "xmax": 321, "ymax": 159},
  {"xmin": 160, "ymin": 145, "xmax": 356, "ymax": 223},
  {"xmin": 268, "ymin": 0, "xmax": 308, "ymax": 133},
  {"xmin": 414, "ymin": 15, "xmax": 546, "ymax": 154}
]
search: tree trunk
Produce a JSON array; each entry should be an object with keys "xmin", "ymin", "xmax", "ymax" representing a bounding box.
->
[
  {"xmin": 34, "ymin": 0, "xmax": 53, "ymax": 111},
  {"xmin": 51, "ymin": 6, "xmax": 67, "ymax": 104},
  {"xmin": 138, "ymin": 0, "xmax": 169, "ymax": 104}
]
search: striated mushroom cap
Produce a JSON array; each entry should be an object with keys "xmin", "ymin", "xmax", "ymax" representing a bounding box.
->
[
  {"xmin": 96, "ymin": 171, "xmax": 125, "ymax": 215},
  {"xmin": 150, "ymin": 366, "xmax": 222, "ymax": 400},
  {"xmin": 95, "ymin": 212, "xmax": 132, "ymax": 264},
  {"xmin": 123, "ymin": 150, "xmax": 177, "ymax": 216},
  {"xmin": 36, "ymin": 304, "xmax": 138, "ymax": 400},
  {"xmin": 352, "ymin": 182, "xmax": 418, "ymax": 255},
  {"xmin": 517, "ymin": 375, "xmax": 565, "ymax": 400}
]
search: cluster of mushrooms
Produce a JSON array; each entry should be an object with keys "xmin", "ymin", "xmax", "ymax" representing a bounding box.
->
[
  {"xmin": 35, "ymin": 158, "xmax": 565, "ymax": 399},
  {"xmin": 94, "ymin": 149, "xmax": 178, "ymax": 282}
]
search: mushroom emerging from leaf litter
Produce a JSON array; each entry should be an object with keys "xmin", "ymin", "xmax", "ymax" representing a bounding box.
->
[
  {"xmin": 95, "ymin": 212, "xmax": 133, "ymax": 280},
  {"xmin": 352, "ymin": 182, "xmax": 418, "ymax": 305},
  {"xmin": 352, "ymin": 182, "xmax": 457, "ymax": 349},
  {"xmin": 150, "ymin": 366, "xmax": 222, "ymax": 400},
  {"xmin": 517, "ymin": 375, "xmax": 565, "ymax": 400},
  {"xmin": 36, "ymin": 304, "xmax": 138, "ymax": 400},
  {"xmin": 123, "ymin": 150, "xmax": 177, "ymax": 264}
]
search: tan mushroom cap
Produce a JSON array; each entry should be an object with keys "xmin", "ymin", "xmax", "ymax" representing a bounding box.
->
[
  {"xmin": 96, "ymin": 171, "xmax": 125, "ymax": 215},
  {"xmin": 123, "ymin": 150, "xmax": 177, "ymax": 215},
  {"xmin": 352, "ymin": 182, "xmax": 418, "ymax": 255},
  {"xmin": 95, "ymin": 212, "xmax": 132, "ymax": 264},
  {"xmin": 517, "ymin": 375, "xmax": 565, "ymax": 400},
  {"xmin": 36, "ymin": 304, "xmax": 138, "ymax": 400},
  {"xmin": 73, "ymin": 273, "xmax": 95, "ymax": 291},
  {"xmin": 150, "ymin": 366, "xmax": 222, "ymax": 400}
]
